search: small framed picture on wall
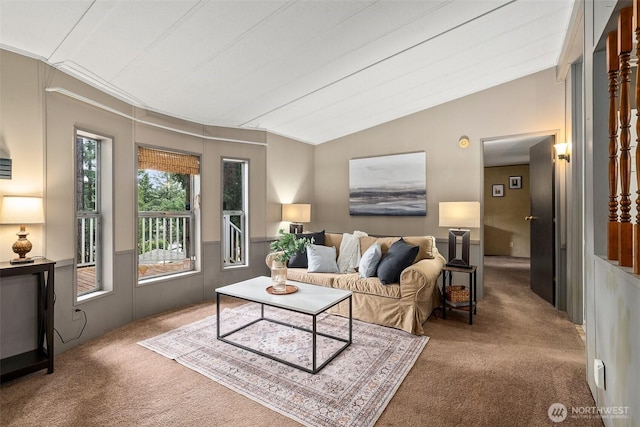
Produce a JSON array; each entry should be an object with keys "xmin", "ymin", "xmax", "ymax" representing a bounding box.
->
[
  {"xmin": 492, "ymin": 184, "xmax": 504, "ymax": 197},
  {"xmin": 509, "ymin": 176, "xmax": 522, "ymax": 189}
]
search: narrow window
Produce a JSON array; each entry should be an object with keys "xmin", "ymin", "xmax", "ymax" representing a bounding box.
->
[
  {"xmin": 75, "ymin": 134, "xmax": 101, "ymax": 296},
  {"xmin": 222, "ymin": 158, "xmax": 249, "ymax": 267},
  {"xmin": 137, "ymin": 147, "xmax": 200, "ymax": 281}
]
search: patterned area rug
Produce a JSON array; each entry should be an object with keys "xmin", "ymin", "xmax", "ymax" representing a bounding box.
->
[{"xmin": 139, "ymin": 303, "xmax": 428, "ymax": 427}]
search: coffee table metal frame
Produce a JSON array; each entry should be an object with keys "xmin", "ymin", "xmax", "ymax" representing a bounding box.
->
[{"xmin": 216, "ymin": 278, "xmax": 352, "ymax": 374}]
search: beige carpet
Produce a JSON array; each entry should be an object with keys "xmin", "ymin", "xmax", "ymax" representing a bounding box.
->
[
  {"xmin": 139, "ymin": 303, "xmax": 428, "ymax": 427},
  {"xmin": 0, "ymin": 256, "xmax": 602, "ymax": 426}
]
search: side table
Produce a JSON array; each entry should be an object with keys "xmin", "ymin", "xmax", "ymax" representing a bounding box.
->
[
  {"xmin": 0, "ymin": 258, "xmax": 55, "ymax": 382},
  {"xmin": 441, "ymin": 265, "xmax": 477, "ymax": 325}
]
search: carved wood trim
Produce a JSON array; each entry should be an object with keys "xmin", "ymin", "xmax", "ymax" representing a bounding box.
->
[
  {"xmin": 634, "ymin": 0, "xmax": 640, "ymax": 273},
  {"xmin": 607, "ymin": 31, "xmax": 620, "ymax": 260},
  {"xmin": 618, "ymin": 7, "xmax": 633, "ymax": 267}
]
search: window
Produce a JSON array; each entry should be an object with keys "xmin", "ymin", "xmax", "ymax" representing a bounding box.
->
[
  {"xmin": 222, "ymin": 158, "xmax": 249, "ymax": 267},
  {"xmin": 76, "ymin": 134, "xmax": 101, "ymax": 296},
  {"xmin": 137, "ymin": 147, "xmax": 200, "ymax": 281},
  {"xmin": 75, "ymin": 130, "xmax": 113, "ymax": 299}
]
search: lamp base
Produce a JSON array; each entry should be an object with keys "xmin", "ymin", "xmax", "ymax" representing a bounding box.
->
[
  {"xmin": 11, "ymin": 227, "xmax": 35, "ymax": 264},
  {"xmin": 289, "ymin": 223, "xmax": 303, "ymax": 234},
  {"xmin": 10, "ymin": 257, "xmax": 35, "ymax": 265},
  {"xmin": 447, "ymin": 228, "xmax": 471, "ymax": 268}
]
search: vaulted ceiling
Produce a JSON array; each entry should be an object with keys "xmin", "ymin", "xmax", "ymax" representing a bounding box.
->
[{"xmin": 0, "ymin": 0, "xmax": 575, "ymax": 144}]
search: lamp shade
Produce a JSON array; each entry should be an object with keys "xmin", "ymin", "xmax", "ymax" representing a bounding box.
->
[
  {"xmin": 282, "ymin": 203, "xmax": 311, "ymax": 223},
  {"xmin": 439, "ymin": 202, "xmax": 480, "ymax": 228},
  {"xmin": 0, "ymin": 196, "xmax": 45, "ymax": 224},
  {"xmin": 554, "ymin": 143, "xmax": 568, "ymax": 156}
]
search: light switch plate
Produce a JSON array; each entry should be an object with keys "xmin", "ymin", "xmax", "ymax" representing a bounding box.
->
[{"xmin": 594, "ymin": 358, "xmax": 605, "ymax": 390}]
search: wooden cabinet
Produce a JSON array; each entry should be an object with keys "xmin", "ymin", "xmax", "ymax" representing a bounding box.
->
[{"xmin": 0, "ymin": 259, "xmax": 55, "ymax": 382}]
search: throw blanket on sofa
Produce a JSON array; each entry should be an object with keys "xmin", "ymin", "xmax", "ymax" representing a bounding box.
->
[{"xmin": 337, "ymin": 231, "xmax": 368, "ymax": 273}]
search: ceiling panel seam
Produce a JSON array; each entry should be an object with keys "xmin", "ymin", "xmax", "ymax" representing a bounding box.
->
[
  {"xmin": 238, "ymin": 0, "xmax": 517, "ymax": 128},
  {"xmin": 47, "ymin": 0, "xmax": 96, "ymax": 60},
  {"xmin": 112, "ymin": 1, "xmax": 206, "ymax": 82},
  {"xmin": 220, "ymin": 0, "xmax": 454, "ymax": 125},
  {"xmin": 194, "ymin": 2, "xmax": 296, "ymax": 72}
]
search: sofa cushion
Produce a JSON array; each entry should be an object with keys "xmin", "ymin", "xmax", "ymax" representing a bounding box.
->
[
  {"xmin": 307, "ymin": 244, "xmax": 339, "ymax": 273},
  {"xmin": 403, "ymin": 235, "xmax": 437, "ymax": 260},
  {"xmin": 287, "ymin": 230, "xmax": 325, "ymax": 268},
  {"xmin": 376, "ymin": 238, "xmax": 419, "ymax": 285},
  {"xmin": 324, "ymin": 233, "xmax": 343, "ymax": 256},
  {"xmin": 286, "ymin": 268, "xmax": 336, "ymax": 287},
  {"xmin": 337, "ymin": 231, "xmax": 367, "ymax": 273},
  {"xmin": 360, "ymin": 236, "xmax": 399, "ymax": 257},
  {"xmin": 333, "ymin": 274, "xmax": 401, "ymax": 298},
  {"xmin": 359, "ymin": 242, "xmax": 382, "ymax": 278}
]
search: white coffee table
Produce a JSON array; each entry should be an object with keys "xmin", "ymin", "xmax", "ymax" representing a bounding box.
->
[{"xmin": 215, "ymin": 276, "xmax": 352, "ymax": 374}]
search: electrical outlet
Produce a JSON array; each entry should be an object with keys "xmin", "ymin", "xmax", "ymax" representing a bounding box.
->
[
  {"xmin": 509, "ymin": 242, "xmax": 514, "ymax": 248},
  {"xmin": 72, "ymin": 308, "xmax": 82, "ymax": 320}
]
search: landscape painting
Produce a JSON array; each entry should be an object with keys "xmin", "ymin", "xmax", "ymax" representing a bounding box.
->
[{"xmin": 349, "ymin": 152, "xmax": 426, "ymax": 216}]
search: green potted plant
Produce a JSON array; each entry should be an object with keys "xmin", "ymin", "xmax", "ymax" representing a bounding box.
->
[
  {"xmin": 269, "ymin": 229, "xmax": 314, "ymax": 292},
  {"xmin": 270, "ymin": 229, "xmax": 314, "ymax": 262}
]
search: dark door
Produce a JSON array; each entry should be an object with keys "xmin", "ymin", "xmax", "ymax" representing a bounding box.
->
[{"xmin": 529, "ymin": 139, "xmax": 555, "ymax": 305}]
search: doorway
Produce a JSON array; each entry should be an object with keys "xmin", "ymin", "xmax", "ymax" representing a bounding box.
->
[{"xmin": 481, "ymin": 131, "xmax": 559, "ymax": 308}]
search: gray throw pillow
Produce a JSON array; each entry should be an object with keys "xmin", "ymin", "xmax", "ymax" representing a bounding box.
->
[
  {"xmin": 306, "ymin": 244, "xmax": 339, "ymax": 273},
  {"xmin": 359, "ymin": 242, "xmax": 382, "ymax": 278},
  {"xmin": 376, "ymin": 238, "xmax": 419, "ymax": 284}
]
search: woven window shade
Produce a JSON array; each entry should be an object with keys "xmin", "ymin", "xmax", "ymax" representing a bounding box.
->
[{"xmin": 138, "ymin": 147, "xmax": 199, "ymax": 175}]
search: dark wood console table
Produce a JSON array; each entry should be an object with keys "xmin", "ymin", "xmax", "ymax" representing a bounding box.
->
[{"xmin": 0, "ymin": 259, "xmax": 55, "ymax": 382}]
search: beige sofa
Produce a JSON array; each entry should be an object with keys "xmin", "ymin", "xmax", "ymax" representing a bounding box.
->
[{"xmin": 266, "ymin": 232, "xmax": 446, "ymax": 335}]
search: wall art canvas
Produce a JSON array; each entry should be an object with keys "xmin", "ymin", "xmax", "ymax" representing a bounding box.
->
[
  {"xmin": 509, "ymin": 176, "xmax": 522, "ymax": 189},
  {"xmin": 349, "ymin": 152, "xmax": 426, "ymax": 216}
]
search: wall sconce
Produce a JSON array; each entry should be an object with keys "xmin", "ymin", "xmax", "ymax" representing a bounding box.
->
[
  {"xmin": 439, "ymin": 201, "xmax": 480, "ymax": 268},
  {"xmin": 0, "ymin": 196, "xmax": 45, "ymax": 264},
  {"xmin": 282, "ymin": 203, "xmax": 311, "ymax": 234},
  {"xmin": 458, "ymin": 135, "xmax": 470, "ymax": 149},
  {"xmin": 554, "ymin": 143, "xmax": 570, "ymax": 163}
]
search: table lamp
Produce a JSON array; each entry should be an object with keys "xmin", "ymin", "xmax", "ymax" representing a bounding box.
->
[
  {"xmin": 439, "ymin": 201, "xmax": 480, "ymax": 268},
  {"xmin": 282, "ymin": 203, "xmax": 311, "ymax": 234},
  {"xmin": 0, "ymin": 196, "xmax": 45, "ymax": 264}
]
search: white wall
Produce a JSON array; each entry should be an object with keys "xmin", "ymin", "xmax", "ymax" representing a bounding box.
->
[
  {"xmin": 0, "ymin": 49, "xmax": 313, "ymax": 356},
  {"xmin": 266, "ymin": 132, "xmax": 315, "ymax": 238},
  {"xmin": 583, "ymin": 1, "xmax": 640, "ymax": 425},
  {"xmin": 314, "ymin": 67, "xmax": 566, "ymax": 298},
  {"xmin": 0, "ymin": 50, "xmax": 45, "ymax": 262}
]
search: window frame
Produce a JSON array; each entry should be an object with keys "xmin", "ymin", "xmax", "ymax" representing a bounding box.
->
[
  {"xmin": 74, "ymin": 128, "xmax": 114, "ymax": 303},
  {"xmin": 136, "ymin": 145, "xmax": 200, "ymax": 284},
  {"xmin": 221, "ymin": 157, "xmax": 250, "ymax": 269},
  {"xmin": 75, "ymin": 133, "xmax": 101, "ymax": 295}
]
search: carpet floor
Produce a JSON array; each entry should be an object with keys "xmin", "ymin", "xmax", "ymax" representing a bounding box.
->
[
  {"xmin": 0, "ymin": 256, "xmax": 602, "ymax": 426},
  {"xmin": 139, "ymin": 303, "xmax": 428, "ymax": 427}
]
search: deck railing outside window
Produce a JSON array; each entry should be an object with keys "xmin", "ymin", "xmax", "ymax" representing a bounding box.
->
[
  {"xmin": 137, "ymin": 211, "xmax": 193, "ymax": 279},
  {"xmin": 77, "ymin": 214, "xmax": 99, "ymax": 267},
  {"xmin": 76, "ymin": 213, "xmax": 100, "ymax": 296},
  {"xmin": 223, "ymin": 210, "xmax": 245, "ymax": 266}
]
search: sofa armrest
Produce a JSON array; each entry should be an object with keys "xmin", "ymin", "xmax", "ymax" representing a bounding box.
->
[{"xmin": 399, "ymin": 254, "xmax": 446, "ymax": 299}]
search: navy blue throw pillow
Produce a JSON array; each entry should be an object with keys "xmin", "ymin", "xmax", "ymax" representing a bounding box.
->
[
  {"xmin": 287, "ymin": 230, "xmax": 325, "ymax": 268},
  {"xmin": 376, "ymin": 238, "xmax": 419, "ymax": 285}
]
